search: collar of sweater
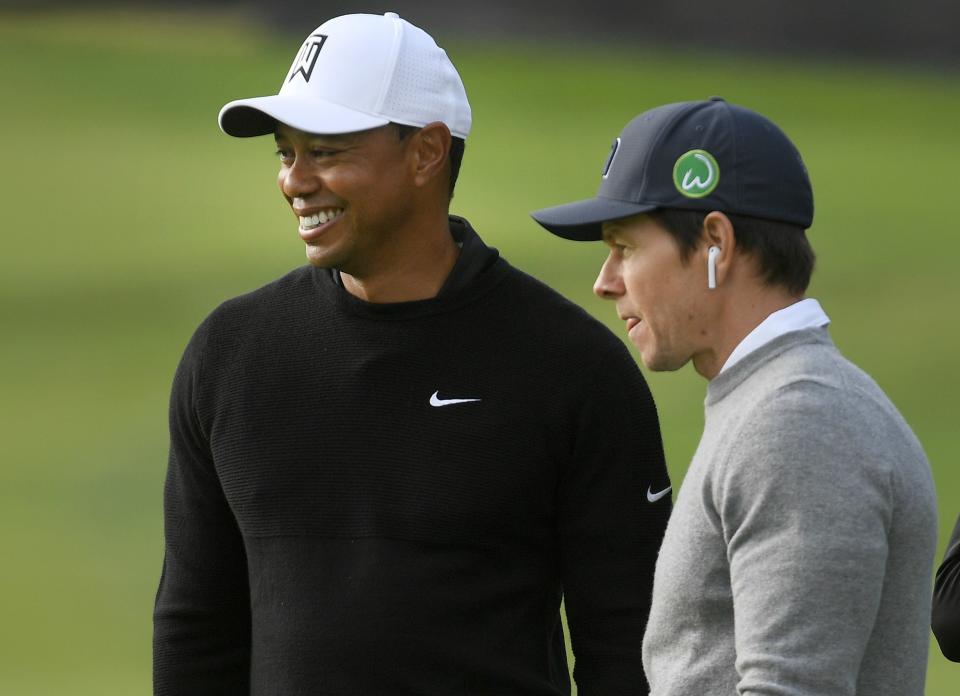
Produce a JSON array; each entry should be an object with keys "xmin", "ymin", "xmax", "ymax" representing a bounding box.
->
[
  {"xmin": 314, "ymin": 216, "xmax": 508, "ymax": 320},
  {"xmin": 705, "ymin": 327, "xmax": 834, "ymax": 407}
]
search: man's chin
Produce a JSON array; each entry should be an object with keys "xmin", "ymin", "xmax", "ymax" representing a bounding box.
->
[
  {"xmin": 305, "ymin": 246, "xmax": 337, "ymax": 268},
  {"xmin": 639, "ymin": 348, "xmax": 687, "ymax": 373}
]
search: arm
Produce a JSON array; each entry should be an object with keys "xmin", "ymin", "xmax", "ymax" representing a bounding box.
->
[
  {"xmin": 717, "ymin": 383, "xmax": 891, "ymax": 695},
  {"xmin": 933, "ymin": 514, "xmax": 960, "ymax": 661},
  {"xmin": 153, "ymin": 321, "xmax": 251, "ymax": 695},
  {"xmin": 558, "ymin": 342, "xmax": 671, "ymax": 696}
]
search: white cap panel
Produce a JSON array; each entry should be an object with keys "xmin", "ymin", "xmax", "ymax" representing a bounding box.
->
[{"xmin": 219, "ymin": 12, "xmax": 471, "ymax": 139}]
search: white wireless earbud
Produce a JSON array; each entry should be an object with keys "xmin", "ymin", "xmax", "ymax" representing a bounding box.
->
[{"xmin": 707, "ymin": 246, "xmax": 720, "ymax": 289}]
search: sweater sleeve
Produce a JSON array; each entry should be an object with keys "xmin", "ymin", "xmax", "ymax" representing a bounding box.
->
[
  {"xmin": 153, "ymin": 319, "xmax": 252, "ymax": 695},
  {"xmin": 716, "ymin": 381, "xmax": 891, "ymax": 696},
  {"xmin": 558, "ymin": 342, "xmax": 671, "ymax": 696},
  {"xmin": 933, "ymin": 514, "xmax": 960, "ymax": 661}
]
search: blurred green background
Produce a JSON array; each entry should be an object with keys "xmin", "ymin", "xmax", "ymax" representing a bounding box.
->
[{"xmin": 1, "ymin": 8, "xmax": 958, "ymax": 694}]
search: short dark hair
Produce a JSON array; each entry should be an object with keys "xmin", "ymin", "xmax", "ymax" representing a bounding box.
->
[
  {"xmin": 393, "ymin": 123, "xmax": 465, "ymax": 200},
  {"xmin": 648, "ymin": 208, "xmax": 816, "ymax": 295}
]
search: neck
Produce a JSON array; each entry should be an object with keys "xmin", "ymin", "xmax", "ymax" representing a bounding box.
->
[
  {"xmin": 341, "ymin": 211, "xmax": 459, "ymax": 304},
  {"xmin": 693, "ymin": 288, "xmax": 803, "ymax": 380}
]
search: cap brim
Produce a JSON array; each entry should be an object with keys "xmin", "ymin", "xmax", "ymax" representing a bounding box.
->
[
  {"xmin": 219, "ymin": 95, "xmax": 391, "ymax": 137},
  {"xmin": 530, "ymin": 196, "xmax": 658, "ymax": 241}
]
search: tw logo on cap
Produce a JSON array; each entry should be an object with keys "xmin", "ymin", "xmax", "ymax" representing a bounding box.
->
[
  {"xmin": 288, "ymin": 33, "xmax": 328, "ymax": 83},
  {"xmin": 673, "ymin": 149, "xmax": 720, "ymax": 198}
]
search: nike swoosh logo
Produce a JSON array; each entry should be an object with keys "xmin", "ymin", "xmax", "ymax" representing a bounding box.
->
[
  {"xmin": 646, "ymin": 485, "xmax": 672, "ymax": 503},
  {"xmin": 430, "ymin": 391, "xmax": 482, "ymax": 407}
]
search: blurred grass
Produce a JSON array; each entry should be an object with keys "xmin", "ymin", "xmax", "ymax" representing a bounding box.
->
[{"xmin": 1, "ymin": 8, "xmax": 958, "ymax": 694}]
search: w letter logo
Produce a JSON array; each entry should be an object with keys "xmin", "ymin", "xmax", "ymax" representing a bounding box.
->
[
  {"xmin": 673, "ymin": 149, "xmax": 720, "ymax": 198},
  {"xmin": 288, "ymin": 34, "xmax": 328, "ymax": 83}
]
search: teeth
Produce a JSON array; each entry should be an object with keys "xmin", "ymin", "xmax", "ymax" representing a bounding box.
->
[{"xmin": 300, "ymin": 208, "xmax": 343, "ymax": 229}]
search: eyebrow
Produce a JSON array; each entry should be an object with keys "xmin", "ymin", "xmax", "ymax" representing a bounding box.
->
[{"xmin": 601, "ymin": 223, "xmax": 625, "ymax": 242}]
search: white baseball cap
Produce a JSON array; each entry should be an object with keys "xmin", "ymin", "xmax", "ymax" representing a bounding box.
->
[{"xmin": 218, "ymin": 12, "xmax": 472, "ymax": 139}]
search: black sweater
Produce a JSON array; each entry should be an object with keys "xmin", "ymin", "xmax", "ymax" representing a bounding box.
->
[
  {"xmin": 153, "ymin": 218, "xmax": 671, "ymax": 695},
  {"xmin": 933, "ymin": 513, "xmax": 960, "ymax": 662}
]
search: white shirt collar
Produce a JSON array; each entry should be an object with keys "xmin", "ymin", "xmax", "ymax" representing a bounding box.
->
[{"xmin": 719, "ymin": 298, "xmax": 830, "ymax": 374}]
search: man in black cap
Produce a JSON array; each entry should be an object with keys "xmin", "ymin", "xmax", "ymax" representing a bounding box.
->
[
  {"xmin": 154, "ymin": 12, "xmax": 671, "ymax": 695},
  {"xmin": 532, "ymin": 98, "xmax": 938, "ymax": 695}
]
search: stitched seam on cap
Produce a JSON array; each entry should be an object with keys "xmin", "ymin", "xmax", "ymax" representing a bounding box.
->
[
  {"xmin": 722, "ymin": 100, "xmax": 740, "ymax": 212},
  {"xmin": 374, "ymin": 17, "xmax": 403, "ymax": 115},
  {"xmin": 641, "ymin": 101, "xmax": 702, "ymax": 202}
]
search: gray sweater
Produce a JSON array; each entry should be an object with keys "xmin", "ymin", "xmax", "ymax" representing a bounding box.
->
[{"xmin": 642, "ymin": 328, "xmax": 937, "ymax": 695}]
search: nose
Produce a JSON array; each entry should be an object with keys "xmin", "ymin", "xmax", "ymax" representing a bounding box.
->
[
  {"xmin": 593, "ymin": 253, "xmax": 624, "ymax": 299},
  {"xmin": 278, "ymin": 156, "xmax": 318, "ymax": 199}
]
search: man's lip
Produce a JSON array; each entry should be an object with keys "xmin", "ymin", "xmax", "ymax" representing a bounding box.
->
[
  {"xmin": 625, "ymin": 317, "xmax": 641, "ymax": 332},
  {"xmin": 298, "ymin": 216, "xmax": 339, "ymax": 242}
]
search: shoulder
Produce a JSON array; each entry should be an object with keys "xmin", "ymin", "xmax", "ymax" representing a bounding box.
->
[
  {"xmin": 180, "ymin": 266, "xmax": 315, "ymax": 363},
  {"xmin": 729, "ymin": 347, "xmax": 881, "ymax": 457},
  {"xmin": 207, "ymin": 266, "xmax": 314, "ymax": 327},
  {"xmin": 731, "ymin": 334, "xmax": 896, "ymax": 425},
  {"xmin": 716, "ymin": 338, "xmax": 927, "ymax": 493},
  {"xmin": 750, "ymin": 338, "xmax": 920, "ymax": 449}
]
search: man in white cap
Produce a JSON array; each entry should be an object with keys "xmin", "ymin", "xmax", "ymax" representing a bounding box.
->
[
  {"xmin": 533, "ymin": 98, "xmax": 938, "ymax": 695},
  {"xmin": 153, "ymin": 13, "xmax": 671, "ymax": 695}
]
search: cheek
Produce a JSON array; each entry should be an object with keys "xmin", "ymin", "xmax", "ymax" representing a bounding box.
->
[
  {"xmin": 320, "ymin": 169, "xmax": 361, "ymax": 204},
  {"xmin": 633, "ymin": 275, "xmax": 678, "ymax": 332},
  {"xmin": 664, "ymin": 280, "xmax": 705, "ymax": 341},
  {"xmin": 622, "ymin": 261, "xmax": 654, "ymax": 304}
]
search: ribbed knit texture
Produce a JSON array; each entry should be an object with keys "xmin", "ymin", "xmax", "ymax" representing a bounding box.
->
[
  {"xmin": 153, "ymin": 218, "xmax": 671, "ymax": 695},
  {"xmin": 642, "ymin": 328, "xmax": 937, "ymax": 696}
]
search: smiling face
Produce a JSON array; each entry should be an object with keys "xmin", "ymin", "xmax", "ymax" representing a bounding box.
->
[
  {"xmin": 595, "ymin": 213, "xmax": 713, "ymax": 373},
  {"xmin": 275, "ymin": 123, "xmax": 417, "ymax": 275}
]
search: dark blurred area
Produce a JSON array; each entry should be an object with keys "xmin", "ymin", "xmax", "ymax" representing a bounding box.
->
[{"xmin": 3, "ymin": 0, "xmax": 959, "ymax": 68}]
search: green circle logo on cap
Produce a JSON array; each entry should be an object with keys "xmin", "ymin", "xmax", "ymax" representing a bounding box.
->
[{"xmin": 673, "ymin": 149, "xmax": 720, "ymax": 198}]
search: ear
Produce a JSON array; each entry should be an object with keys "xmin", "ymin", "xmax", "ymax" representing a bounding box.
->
[
  {"xmin": 701, "ymin": 211, "xmax": 736, "ymax": 288},
  {"xmin": 410, "ymin": 122, "xmax": 451, "ymax": 190}
]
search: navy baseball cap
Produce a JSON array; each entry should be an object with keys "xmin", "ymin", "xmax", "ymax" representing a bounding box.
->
[{"xmin": 531, "ymin": 97, "xmax": 814, "ymax": 241}]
